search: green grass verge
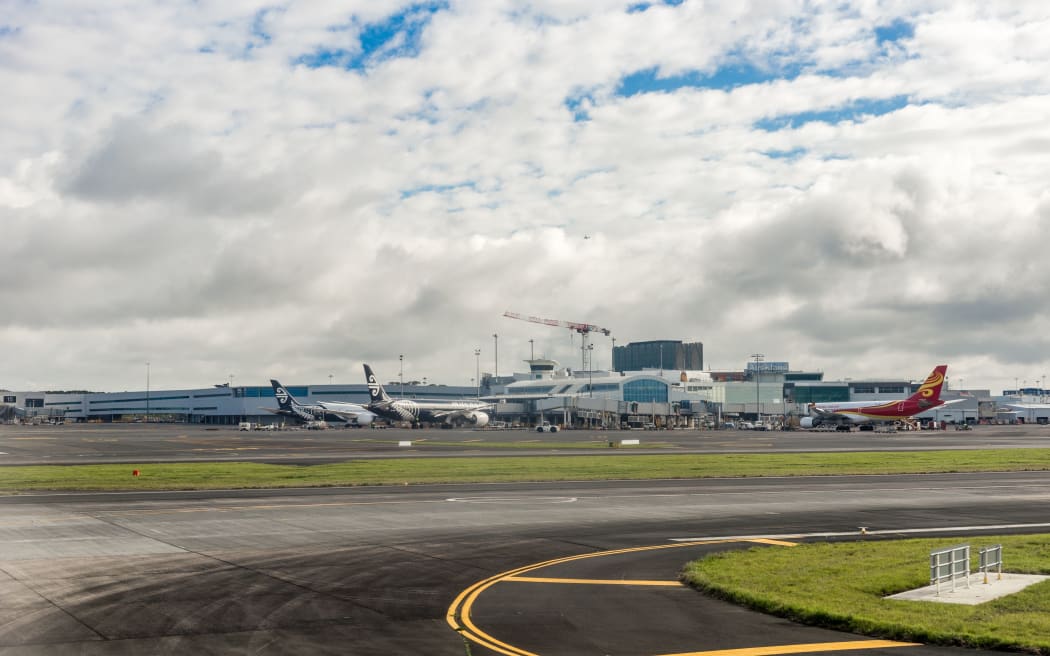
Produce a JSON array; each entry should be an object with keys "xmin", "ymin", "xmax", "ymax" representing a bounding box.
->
[
  {"xmin": 683, "ymin": 534, "xmax": 1050, "ymax": 654},
  {"xmin": 4, "ymin": 448, "xmax": 1050, "ymax": 492}
]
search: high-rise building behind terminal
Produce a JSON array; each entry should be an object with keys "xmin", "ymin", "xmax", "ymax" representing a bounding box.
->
[{"xmin": 612, "ymin": 340, "xmax": 703, "ymax": 372}]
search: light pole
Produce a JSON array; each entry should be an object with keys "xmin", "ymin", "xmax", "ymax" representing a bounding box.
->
[
  {"xmin": 399, "ymin": 355, "xmax": 404, "ymax": 399},
  {"xmin": 328, "ymin": 374, "xmax": 333, "ymax": 385},
  {"xmin": 611, "ymin": 337, "xmax": 616, "ymax": 372},
  {"xmin": 145, "ymin": 361, "xmax": 150, "ymax": 424},
  {"xmin": 587, "ymin": 344, "xmax": 594, "ymax": 398},
  {"xmin": 529, "ymin": 339, "xmax": 534, "ymax": 361},
  {"xmin": 751, "ymin": 353, "xmax": 764, "ymax": 423},
  {"xmin": 493, "ymin": 334, "xmax": 499, "ymax": 379},
  {"xmin": 474, "ymin": 348, "xmax": 481, "ymax": 398}
]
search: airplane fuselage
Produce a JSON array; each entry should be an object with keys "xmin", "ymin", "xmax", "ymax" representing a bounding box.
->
[
  {"xmin": 362, "ymin": 365, "xmax": 491, "ymax": 426},
  {"xmin": 808, "ymin": 398, "xmax": 944, "ymax": 424},
  {"xmin": 802, "ymin": 365, "xmax": 951, "ymax": 429},
  {"xmin": 371, "ymin": 398, "xmax": 490, "ymax": 425}
]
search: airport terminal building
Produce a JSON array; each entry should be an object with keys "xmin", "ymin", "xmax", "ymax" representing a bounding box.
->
[
  {"xmin": 0, "ymin": 382, "xmax": 476, "ymax": 426},
  {"xmin": 4, "ymin": 360, "xmax": 1045, "ymax": 428},
  {"xmin": 492, "ymin": 360, "xmax": 714, "ymax": 429}
]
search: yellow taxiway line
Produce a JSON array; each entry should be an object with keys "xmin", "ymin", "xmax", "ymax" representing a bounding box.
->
[
  {"xmin": 447, "ymin": 538, "xmax": 921, "ymax": 656},
  {"xmin": 656, "ymin": 640, "xmax": 921, "ymax": 656},
  {"xmin": 505, "ymin": 576, "xmax": 683, "ymax": 586}
]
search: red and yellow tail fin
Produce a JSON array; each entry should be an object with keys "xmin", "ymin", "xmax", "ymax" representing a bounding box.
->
[{"xmin": 909, "ymin": 365, "xmax": 947, "ymax": 403}]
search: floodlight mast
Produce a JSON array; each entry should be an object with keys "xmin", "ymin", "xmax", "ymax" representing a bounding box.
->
[{"xmin": 502, "ymin": 311, "xmax": 613, "ymax": 372}]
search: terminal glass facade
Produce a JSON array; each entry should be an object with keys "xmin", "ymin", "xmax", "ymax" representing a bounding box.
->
[
  {"xmin": 791, "ymin": 385, "xmax": 850, "ymax": 403},
  {"xmin": 623, "ymin": 379, "xmax": 668, "ymax": 403}
]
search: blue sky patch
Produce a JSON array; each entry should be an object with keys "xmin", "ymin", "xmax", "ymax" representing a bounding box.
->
[
  {"xmin": 761, "ymin": 147, "xmax": 808, "ymax": 160},
  {"xmin": 754, "ymin": 95, "xmax": 909, "ymax": 131},
  {"xmin": 296, "ymin": 47, "xmax": 355, "ymax": 69},
  {"xmin": 627, "ymin": 0, "xmax": 684, "ymax": 12},
  {"xmin": 564, "ymin": 92, "xmax": 595, "ymax": 121},
  {"xmin": 615, "ymin": 60, "xmax": 803, "ymax": 97},
  {"xmin": 875, "ymin": 18, "xmax": 914, "ymax": 46},
  {"xmin": 296, "ymin": 2, "xmax": 446, "ymax": 70},
  {"xmin": 250, "ymin": 8, "xmax": 275, "ymax": 45},
  {"xmin": 399, "ymin": 181, "xmax": 476, "ymax": 200}
]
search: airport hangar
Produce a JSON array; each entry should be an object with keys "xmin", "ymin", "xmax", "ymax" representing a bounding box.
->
[{"xmin": 4, "ymin": 338, "xmax": 1040, "ymax": 426}]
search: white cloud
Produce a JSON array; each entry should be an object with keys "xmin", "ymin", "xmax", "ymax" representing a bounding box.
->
[{"xmin": 1, "ymin": 0, "xmax": 1049, "ymax": 394}]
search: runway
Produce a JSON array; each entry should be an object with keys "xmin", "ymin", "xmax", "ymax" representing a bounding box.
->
[
  {"xmin": 4, "ymin": 472, "xmax": 1050, "ymax": 654},
  {"xmin": 2, "ymin": 422, "xmax": 1050, "ymax": 465}
]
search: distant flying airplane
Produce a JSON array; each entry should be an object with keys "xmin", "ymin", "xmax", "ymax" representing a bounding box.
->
[
  {"xmin": 800, "ymin": 365, "xmax": 957, "ymax": 431},
  {"xmin": 363, "ymin": 364, "xmax": 493, "ymax": 427},
  {"xmin": 266, "ymin": 379, "xmax": 374, "ymax": 427}
]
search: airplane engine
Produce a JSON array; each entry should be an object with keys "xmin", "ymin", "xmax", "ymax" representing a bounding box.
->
[
  {"xmin": 465, "ymin": 411, "xmax": 490, "ymax": 427},
  {"xmin": 799, "ymin": 417, "xmax": 820, "ymax": 429},
  {"xmin": 354, "ymin": 414, "xmax": 374, "ymax": 427}
]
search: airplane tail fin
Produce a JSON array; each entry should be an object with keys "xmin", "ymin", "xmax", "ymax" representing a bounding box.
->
[
  {"xmin": 270, "ymin": 379, "xmax": 298, "ymax": 411},
  {"xmin": 363, "ymin": 364, "xmax": 391, "ymax": 403},
  {"xmin": 907, "ymin": 365, "xmax": 948, "ymax": 404}
]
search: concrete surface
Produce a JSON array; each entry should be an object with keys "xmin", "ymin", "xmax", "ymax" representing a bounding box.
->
[{"xmin": 887, "ymin": 572, "xmax": 1050, "ymax": 605}]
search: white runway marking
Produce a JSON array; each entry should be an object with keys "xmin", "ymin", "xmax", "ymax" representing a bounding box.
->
[
  {"xmin": 447, "ymin": 496, "xmax": 578, "ymax": 504},
  {"xmin": 671, "ymin": 522, "xmax": 1050, "ymax": 542}
]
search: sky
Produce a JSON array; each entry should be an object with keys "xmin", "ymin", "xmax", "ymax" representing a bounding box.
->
[{"xmin": 2, "ymin": 1, "xmax": 1050, "ymax": 394}]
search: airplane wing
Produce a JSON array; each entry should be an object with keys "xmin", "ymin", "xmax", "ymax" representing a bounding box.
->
[
  {"xmin": 807, "ymin": 404, "xmax": 842, "ymax": 419},
  {"xmin": 316, "ymin": 401, "xmax": 374, "ymax": 423},
  {"xmin": 429, "ymin": 405, "xmax": 495, "ymax": 421},
  {"xmin": 319, "ymin": 407, "xmax": 364, "ymax": 421}
]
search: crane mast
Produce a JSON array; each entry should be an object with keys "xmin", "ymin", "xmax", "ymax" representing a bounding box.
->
[{"xmin": 503, "ymin": 311, "xmax": 613, "ymax": 372}]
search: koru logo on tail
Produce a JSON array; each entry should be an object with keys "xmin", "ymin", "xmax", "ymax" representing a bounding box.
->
[
  {"xmin": 367, "ymin": 375, "xmax": 381, "ymax": 397},
  {"xmin": 275, "ymin": 387, "xmax": 289, "ymax": 405}
]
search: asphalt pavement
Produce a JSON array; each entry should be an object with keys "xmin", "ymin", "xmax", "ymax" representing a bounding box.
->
[
  {"xmin": 2, "ymin": 422, "xmax": 1049, "ymax": 465},
  {"xmin": 4, "ymin": 473, "xmax": 1050, "ymax": 654}
]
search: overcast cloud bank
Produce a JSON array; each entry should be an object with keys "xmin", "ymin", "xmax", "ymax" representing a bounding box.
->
[{"xmin": 2, "ymin": 1, "xmax": 1049, "ymax": 393}]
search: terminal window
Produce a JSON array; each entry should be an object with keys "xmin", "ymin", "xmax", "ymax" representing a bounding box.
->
[{"xmin": 3, "ymin": 396, "xmax": 15, "ymax": 403}]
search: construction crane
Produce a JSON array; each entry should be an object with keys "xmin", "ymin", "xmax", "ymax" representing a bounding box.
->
[{"xmin": 503, "ymin": 311, "xmax": 613, "ymax": 372}]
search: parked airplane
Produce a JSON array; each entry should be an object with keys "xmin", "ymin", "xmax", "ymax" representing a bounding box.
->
[
  {"xmin": 800, "ymin": 365, "xmax": 956, "ymax": 431},
  {"xmin": 266, "ymin": 380, "xmax": 374, "ymax": 426},
  {"xmin": 363, "ymin": 364, "xmax": 492, "ymax": 427}
]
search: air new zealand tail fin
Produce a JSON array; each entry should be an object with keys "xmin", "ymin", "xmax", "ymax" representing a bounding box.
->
[
  {"xmin": 270, "ymin": 379, "xmax": 318, "ymax": 421},
  {"xmin": 363, "ymin": 364, "xmax": 391, "ymax": 404},
  {"xmin": 270, "ymin": 379, "xmax": 296, "ymax": 411}
]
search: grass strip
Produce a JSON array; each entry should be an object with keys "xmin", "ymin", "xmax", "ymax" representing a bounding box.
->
[
  {"xmin": 683, "ymin": 534, "xmax": 1050, "ymax": 654},
  {"xmin": 3, "ymin": 448, "xmax": 1050, "ymax": 491}
]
